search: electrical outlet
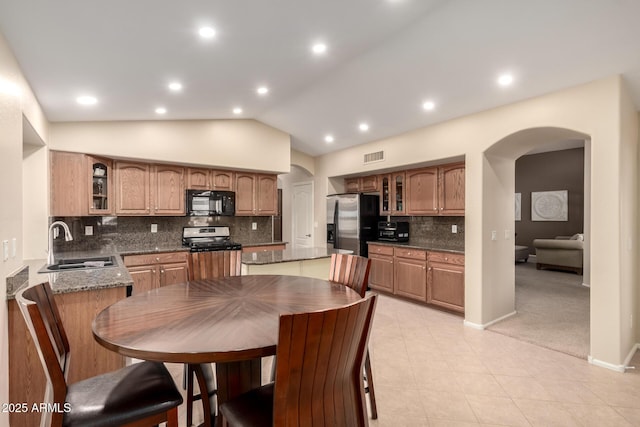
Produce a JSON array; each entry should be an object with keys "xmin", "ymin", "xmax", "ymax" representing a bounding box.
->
[
  {"xmin": 451, "ymin": 225, "xmax": 457, "ymax": 233},
  {"xmin": 2, "ymin": 240, "xmax": 8, "ymax": 261},
  {"xmin": 85, "ymin": 226, "xmax": 93, "ymax": 236},
  {"xmin": 491, "ymin": 230, "xmax": 497, "ymax": 241},
  {"xmin": 252, "ymin": 222, "xmax": 257, "ymax": 230},
  {"xmin": 151, "ymin": 224, "xmax": 158, "ymax": 233}
]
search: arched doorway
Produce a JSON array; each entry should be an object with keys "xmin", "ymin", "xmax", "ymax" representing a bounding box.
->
[{"xmin": 483, "ymin": 128, "xmax": 591, "ymax": 358}]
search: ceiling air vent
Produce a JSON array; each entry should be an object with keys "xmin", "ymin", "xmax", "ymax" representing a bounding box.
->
[{"xmin": 364, "ymin": 150, "xmax": 384, "ymax": 164}]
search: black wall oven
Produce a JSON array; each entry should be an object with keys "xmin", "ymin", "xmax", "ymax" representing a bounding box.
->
[{"xmin": 186, "ymin": 190, "xmax": 235, "ymax": 216}]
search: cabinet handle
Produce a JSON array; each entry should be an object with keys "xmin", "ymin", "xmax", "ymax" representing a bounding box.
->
[
  {"xmin": 152, "ymin": 269, "xmax": 156, "ymax": 273},
  {"xmin": 423, "ymin": 266, "xmax": 426, "ymax": 270},
  {"xmin": 444, "ymin": 257, "xmax": 448, "ymax": 261},
  {"xmin": 160, "ymin": 269, "xmax": 164, "ymax": 274},
  {"xmin": 428, "ymin": 267, "xmax": 432, "ymax": 271}
]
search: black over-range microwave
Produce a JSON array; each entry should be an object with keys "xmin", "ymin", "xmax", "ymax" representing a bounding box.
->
[{"xmin": 186, "ymin": 190, "xmax": 235, "ymax": 216}]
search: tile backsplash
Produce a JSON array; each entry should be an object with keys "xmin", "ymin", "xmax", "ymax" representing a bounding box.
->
[
  {"xmin": 393, "ymin": 216, "xmax": 464, "ymax": 248},
  {"xmin": 51, "ymin": 216, "xmax": 273, "ymax": 252}
]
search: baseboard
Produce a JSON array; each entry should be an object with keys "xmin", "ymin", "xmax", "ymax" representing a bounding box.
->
[
  {"xmin": 623, "ymin": 343, "xmax": 640, "ymax": 370},
  {"xmin": 588, "ymin": 356, "xmax": 626, "ymax": 372},
  {"xmin": 463, "ymin": 310, "xmax": 517, "ymax": 330}
]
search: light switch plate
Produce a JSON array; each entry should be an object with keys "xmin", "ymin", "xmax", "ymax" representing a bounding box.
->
[
  {"xmin": 491, "ymin": 230, "xmax": 497, "ymax": 241},
  {"xmin": 85, "ymin": 226, "xmax": 93, "ymax": 236},
  {"xmin": 2, "ymin": 240, "xmax": 8, "ymax": 261},
  {"xmin": 252, "ymin": 222, "xmax": 257, "ymax": 230},
  {"xmin": 452, "ymin": 225, "xmax": 457, "ymax": 233}
]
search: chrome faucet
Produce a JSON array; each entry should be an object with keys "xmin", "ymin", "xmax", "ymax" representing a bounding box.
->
[{"xmin": 47, "ymin": 221, "xmax": 73, "ymax": 265}]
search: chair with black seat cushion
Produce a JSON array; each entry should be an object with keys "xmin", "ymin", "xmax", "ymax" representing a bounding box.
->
[
  {"xmin": 219, "ymin": 294, "xmax": 378, "ymax": 427},
  {"xmin": 185, "ymin": 249, "xmax": 242, "ymax": 427},
  {"xmin": 329, "ymin": 253, "xmax": 378, "ymax": 419},
  {"xmin": 16, "ymin": 282, "xmax": 182, "ymax": 427}
]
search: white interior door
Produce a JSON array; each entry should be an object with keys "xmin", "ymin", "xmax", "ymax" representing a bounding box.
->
[{"xmin": 292, "ymin": 182, "xmax": 313, "ymax": 248}]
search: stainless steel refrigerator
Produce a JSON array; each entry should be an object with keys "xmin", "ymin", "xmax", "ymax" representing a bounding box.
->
[{"xmin": 326, "ymin": 193, "xmax": 380, "ymax": 257}]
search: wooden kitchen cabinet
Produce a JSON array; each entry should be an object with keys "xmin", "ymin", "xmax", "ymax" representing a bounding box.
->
[
  {"xmin": 345, "ymin": 177, "xmax": 360, "ymax": 192},
  {"xmin": 152, "ymin": 164, "xmax": 185, "ymax": 215},
  {"xmin": 50, "ymin": 150, "xmax": 88, "ymax": 216},
  {"xmin": 9, "ymin": 286, "xmax": 126, "ymax": 427},
  {"xmin": 406, "ymin": 167, "xmax": 439, "ymax": 215},
  {"xmin": 439, "ymin": 162, "xmax": 465, "ymax": 216},
  {"xmin": 115, "ymin": 161, "xmax": 151, "ymax": 215},
  {"xmin": 394, "ymin": 247, "xmax": 427, "ymax": 301},
  {"xmin": 187, "ymin": 167, "xmax": 210, "ymax": 190},
  {"xmin": 88, "ymin": 156, "xmax": 113, "ymax": 215},
  {"xmin": 124, "ymin": 251, "xmax": 188, "ymax": 295},
  {"xmin": 116, "ymin": 162, "xmax": 184, "ymax": 216},
  {"xmin": 235, "ymin": 172, "xmax": 277, "ymax": 216},
  {"xmin": 368, "ymin": 244, "xmax": 394, "ymax": 293},
  {"xmin": 212, "ymin": 169, "xmax": 235, "ymax": 190},
  {"xmin": 427, "ymin": 251, "xmax": 465, "ymax": 312},
  {"xmin": 391, "ymin": 172, "xmax": 406, "ymax": 214}
]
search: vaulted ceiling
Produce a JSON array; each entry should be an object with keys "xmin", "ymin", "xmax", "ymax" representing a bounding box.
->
[{"xmin": 1, "ymin": 0, "xmax": 639, "ymax": 156}]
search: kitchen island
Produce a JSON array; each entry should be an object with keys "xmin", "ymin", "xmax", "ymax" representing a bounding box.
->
[{"xmin": 241, "ymin": 246, "xmax": 352, "ymax": 279}]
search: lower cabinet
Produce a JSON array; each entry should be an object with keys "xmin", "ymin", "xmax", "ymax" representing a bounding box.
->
[
  {"xmin": 394, "ymin": 248, "xmax": 427, "ymax": 302},
  {"xmin": 368, "ymin": 243, "xmax": 465, "ymax": 312},
  {"xmin": 124, "ymin": 251, "xmax": 188, "ymax": 295},
  {"xmin": 8, "ymin": 286, "xmax": 126, "ymax": 427},
  {"xmin": 368, "ymin": 245, "xmax": 394, "ymax": 293},
  {"xmin": 427, "ymin": 251, "xmax": 465, "ymax": 313}
]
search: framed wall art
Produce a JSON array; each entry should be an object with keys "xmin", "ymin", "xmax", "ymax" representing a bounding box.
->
[{"xmin": 531, "ymin": 190, "xmax": 568, "ymax": 221}]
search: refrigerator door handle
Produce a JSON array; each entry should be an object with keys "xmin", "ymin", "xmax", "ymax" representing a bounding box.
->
[{"xmin": 333, "ymin": 199, "xmax": 339, "ymax": 249}]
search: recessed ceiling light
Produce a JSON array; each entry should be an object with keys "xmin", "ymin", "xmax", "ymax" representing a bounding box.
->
[
  {"xmin": 312, "ymin": 43, "xmax": 327, "ymax": 55},
  {"xmin": 257, "ymin": 86, "xmax": 269, "ymax": 95},
  {"xmin": 324, "ymin": 135, "xmax": 334, "ymax": 143},
  {"xmin": 497, "ymin": 73, "xmax": 514, "ymax": 87},
  {"xmin": 359, "ymin": 123, "xmax": 369, "ymax": 132},
  {"xmin": 155, "ymin": 107, "xmax": 167, "ymax": 114},
  {"xmin": 168, "ymin": 82, "xmax": 182, "ymax": 91},
  {"xmin": 76, "ymin": 95, "xmax": 97, "ymax": 105},
  {"xmin": 422, "ymin": 100, "xmax": 436, "ymax": 111},
  {"xmin": 233, "ymin": 107, "xmax": 243, "ymax": 114},
  {"xmin": 198, "ymin": 26, "xmax": 216, "ymax": 39}
]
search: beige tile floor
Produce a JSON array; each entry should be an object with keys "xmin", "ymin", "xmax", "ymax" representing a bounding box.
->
[{"xmin": 171, "ymin": 294, "xmax": 640, "ymax": 426}]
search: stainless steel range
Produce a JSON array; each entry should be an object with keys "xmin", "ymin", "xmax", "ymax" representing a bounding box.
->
[{"xmin": 182, "ymin": 226, "xmax": 242, "ymax": 252}]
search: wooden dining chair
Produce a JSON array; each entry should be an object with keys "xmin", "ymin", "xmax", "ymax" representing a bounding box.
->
[
  {"xmin": 329, "ymin": 252, "xmax": 378, "ymax": 419},
  {"xmin": 187, "ymin": 250, "xmax": 242, "ymax": 281},
  {"xmin": 186, "ymin": 249, "xmax": 242, "ymax": 427},
  {"xmin": 219, "ymin": 294, "xmax": 378, "ymax": 427},
  {"xmin": 16, "ymin": 282, "xmax": 182, "ymax": 427}
]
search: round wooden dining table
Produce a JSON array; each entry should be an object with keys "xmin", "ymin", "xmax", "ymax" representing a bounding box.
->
[{"xmin": 92, "ymin": 274, "xmax": 361, "ymax": 405}]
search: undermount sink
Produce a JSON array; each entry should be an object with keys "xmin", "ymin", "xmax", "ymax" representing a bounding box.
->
[{"xmin": 39, "ymin": 255, "xmax": 117, "ymax": 273}]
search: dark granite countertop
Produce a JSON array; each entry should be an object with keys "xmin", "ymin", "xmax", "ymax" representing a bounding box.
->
[
  {"xmin": 242, "ymin": 247, "xmax": 352, "ymax": 265},
  {"xmin": 368, "ymin": 240, "xmax": 464, "ymax": 254},
  {"xmin": 6, "ymin": 253, "xmax": 132, "ymax": 300},
  {"xmin": 240, "ymin": 241, "xmax": 287, "ymax": 248}
]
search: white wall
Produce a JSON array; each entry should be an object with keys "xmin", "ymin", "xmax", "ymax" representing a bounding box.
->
[
  {"xmin": 0, "ymin": 33, "xmax": 49, "ymax": 426},
  {"xmin": 49, "ymin": 119, "xmax": 291, "ymax": 173},
  {"xmin": 314, "ymin": 76, "xmax": 639, "ymax": 369}
]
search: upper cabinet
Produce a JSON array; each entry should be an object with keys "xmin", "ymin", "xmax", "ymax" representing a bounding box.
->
[
  {"xmin": 346, "ymin": 161, "xmax": 465, "ymax": 217},
  {"xmin": 344, "ymin": 175, "xmax": 378, "ymax": 193},
  {"xmin": 186, "ymin": 168, "xmax": 234, "ymax": 191},
  {"xmin": 211, "ymin": 170, "xmax": 234, "ymax": 191},
  {"xmin": 235, "ymin": 173, "xmax": 277, "ymax": 216},
  {"xmin": 50, "ymin": 151, "xmax": 88, "ymax": 217},
  {"xmin": 186, "ymin": 168, "xmax": 210, "ymax": 190},
  {"xmin": 115, "ymin": 161, "xmax": 150, "ymax": 215},
  {"xmin": 438, "ymin": 162, "xmax": 465, "ymax": 216},
  {"xmin": 116, "ymin": 162, "xmax": 185, "ymax": 216},
  {"xmin": 391, "ymin": 172, "xmax": 406, "ymax": 215},
  {"xmin": 405, "ymin": 167, "xmax": 438, "ymax": 215},
  {"xmin": 88, "ymin": 156, "xmax": 113, "ymax": 215},
  {"xmin": 152, "ymin": 165, "xmax": 185, "ymax": 215}
]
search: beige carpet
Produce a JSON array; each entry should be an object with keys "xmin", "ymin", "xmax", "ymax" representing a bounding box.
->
[{"xmin": 487, "ymin": 258, "xmax": 590, "ymax": 359}]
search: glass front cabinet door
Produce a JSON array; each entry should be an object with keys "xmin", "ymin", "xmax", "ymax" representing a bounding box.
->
[
  {"xmin": 88, "ymin": 156, "xmax": 113, "ymax": 215},
  {"xmin": 380, "ymin": 175, "xmax": 391, "ymax": 214},
  {"xmin": 392, "ymin": 172, "xmax": 405, "ymax": 214}
]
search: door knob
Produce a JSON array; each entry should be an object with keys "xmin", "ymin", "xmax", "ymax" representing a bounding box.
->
[{"xmin": 305, "ymin": 234, "xmax": 311, "ymax": 237}]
